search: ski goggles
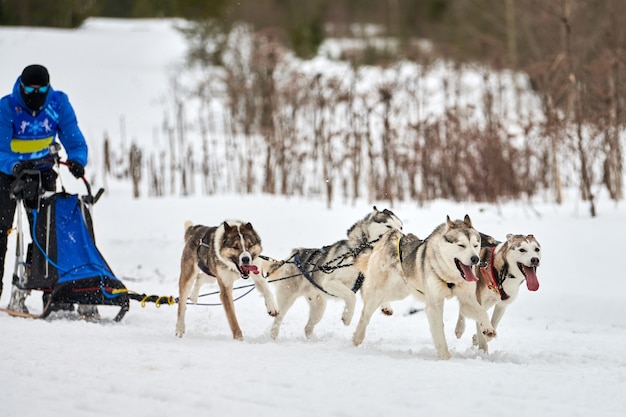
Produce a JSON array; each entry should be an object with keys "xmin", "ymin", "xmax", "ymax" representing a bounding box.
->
[{"xmin": 21, "ymin": 82, "xmax": 49, "ymax": 94}]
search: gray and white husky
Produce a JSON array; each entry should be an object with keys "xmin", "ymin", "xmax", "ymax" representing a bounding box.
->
[
  {"xmin": 454, "ymin": 233, "xmax": 541, "ymax": 353},
  {"xmin": 266, "ymin": 207, "xmax": 403, "ymax": 340},
  {"xmin": 353, "ymin": 215, "xmax": 496, "ymax": 360}
]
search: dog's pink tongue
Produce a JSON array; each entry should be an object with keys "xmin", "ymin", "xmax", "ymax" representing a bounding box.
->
[
  {"xmin": 460, "ymin": 263, "xmax": 478, "ymax": 282},
  {"xmin": 524, "ymin": 266, "xmax": 539, "ymax": 291},
  {"xmin": 241, "ymin": 264, "xmax": 259, "ymax": 275}
]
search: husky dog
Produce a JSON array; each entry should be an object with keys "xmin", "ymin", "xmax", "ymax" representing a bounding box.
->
[
  {"xmin": 455, "ymin": 233, "xmax": 541, "ymax": 353},
  {"xmin": 175, "ymin": 220, "xmax": 278, "ymax": 339},
  {"xmin": 353, "ymin": 215, "xmax": 496, "ymax": 360},
  {"xmin": 266, "ymin": 207, "xmax": 403, "ymax": 340}
]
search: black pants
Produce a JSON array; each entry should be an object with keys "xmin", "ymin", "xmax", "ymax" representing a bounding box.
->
[{"xmin": 0, "ymin": 170, "xmax": 56, "ymax": 296}]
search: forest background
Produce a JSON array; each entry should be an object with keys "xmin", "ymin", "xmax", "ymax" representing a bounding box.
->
[{"xmin": 2, "ymin": 0, "xmax": 625, "ymax": 216}]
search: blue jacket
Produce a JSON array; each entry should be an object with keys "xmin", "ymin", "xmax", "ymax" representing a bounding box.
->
[{"xmin": 0, "ymin": 76, "xmax": 88, "ymax": 175}]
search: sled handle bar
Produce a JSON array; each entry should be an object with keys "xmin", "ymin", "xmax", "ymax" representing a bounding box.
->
[
  {"xmin": 10, "ymin": 161, "xmax": 105, "ymax": 205},
  {"xmin": 58, "ymin": 161, "xmax": 105, "ymax": 205}
]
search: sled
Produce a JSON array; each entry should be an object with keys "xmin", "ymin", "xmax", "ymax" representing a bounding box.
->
[{"xmin": 4, "ymin": 160, "xmax": 129, "ymax": 321}]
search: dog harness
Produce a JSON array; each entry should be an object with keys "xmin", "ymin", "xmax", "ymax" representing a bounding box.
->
[
  {"xmin": 291, "ymin": 237, "xmax": 379, "ymax": 297},
  {"xmin": 196, "ymin": 237, "xmax": 216, "ymax": 277},
  {"xmin": 484, "ymin": 247, "xmax": 510, "ymax": 301},
  {"xmin": 293, "ymin": 251, "xmax": 337, "ymax": 297}
]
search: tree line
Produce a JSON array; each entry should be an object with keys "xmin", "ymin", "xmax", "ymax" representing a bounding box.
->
[
  {"xmin": 4, "ymin": 0, "xmax": 625, "ymax": 215},
  {"xmin": 103, "ymin": 16, "xmax": 620, "ymax": 218}
]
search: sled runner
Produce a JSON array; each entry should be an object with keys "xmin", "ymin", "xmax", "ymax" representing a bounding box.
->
[{"xmin": 4, "ymin": 159, "xmax": 129, "ymax": 321}]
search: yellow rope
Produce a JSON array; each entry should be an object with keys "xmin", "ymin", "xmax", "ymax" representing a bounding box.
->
[
  {"xmin": 111, "ymin": 288, "xmax": 175, "ymax": 308},
  {"xmin": 155, "ymin": 295, "xmax": 175, "ymax": 307}
]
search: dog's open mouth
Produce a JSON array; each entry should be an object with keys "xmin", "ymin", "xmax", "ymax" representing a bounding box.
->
[
  {"xmin": 455, "ymin": 259, "xmax": 478, "ymax": 282},
  {"xmin": 239, "ymin": 264, "xmax": 259, "ymax": 279},
  {"xmin": 518, "ymin": 263, "xmax": 539, "ymax": 291}
]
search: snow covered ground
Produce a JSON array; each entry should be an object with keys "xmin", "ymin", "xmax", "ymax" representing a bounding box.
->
[{"xmin": 1, "ymin": 18, "xmax": 625, "ymax": 417}]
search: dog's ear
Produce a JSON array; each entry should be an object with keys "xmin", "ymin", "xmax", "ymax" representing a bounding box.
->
[
  {"xmin": 243, "ymin": 222, "xmax": 254, "ymax": 230},
  {"xmin": 506, "ymin": 233, "xmax": 513, "ymax": 241},
  {"xmin": 463, "ymin": 214, "xmax": 473, "ymax": 228},
  {"xmin": 222, "ymin": 221, "xmax": 232, "ymax": 231},
  {"xmin": 446, "ymin": 215, "xmax": 453, "ymax": 228},
  {"xmin": 480, "ymin": 232, "xmax": 497, "ymax": 247},
  {"xmin": 527, "ymin": 234, "xmax": 535, "ymax": 239},
  {"xmin": 373, "ymin": 205, "xmax": 378, "ymax": 212}
]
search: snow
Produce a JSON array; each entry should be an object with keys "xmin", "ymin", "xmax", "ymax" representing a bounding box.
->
[
  {"xmin": 0, "ymin": 19, "xmax": 189, "ymax": 153},
  {"xmin": 1, "ymin": 18, "xmax": 626, "ymax": 417}
]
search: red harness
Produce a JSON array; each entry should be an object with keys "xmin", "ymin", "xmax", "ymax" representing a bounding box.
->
[{"xmin": 484, "ymin": 247, "xmax": 509, "ymax": 300}]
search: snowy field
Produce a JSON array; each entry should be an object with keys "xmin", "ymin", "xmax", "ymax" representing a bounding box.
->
[{"xmin": 1, "ymin": 18, "xmax": 625, "ymax": 417}]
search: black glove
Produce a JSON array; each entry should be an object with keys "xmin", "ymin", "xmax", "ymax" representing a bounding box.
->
[
  {"xmin": 12, "ymin": 160, "xmax": 35, "ymax": 177},
  {"xmin": 67, "ymin": 160, "xmax": 85, "ymax": 178}
]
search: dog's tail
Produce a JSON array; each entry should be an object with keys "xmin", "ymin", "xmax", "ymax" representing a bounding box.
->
[{"xmin": 184, "ymin": 220, "xmax": 194, "ymax": 237}]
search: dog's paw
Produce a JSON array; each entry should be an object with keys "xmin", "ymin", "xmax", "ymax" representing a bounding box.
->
[
  {"xmin": 270, "ymin": 325, "xmax": 280, "ymax": 340},
  {"xmin": 381, "ymin": 305, "xmax": 394, "ymax": 316},
  {"xmin": 264, "ymin": 297, "xmax": 279, "ymax": 317},
  {"xmin": 482, "ymin": 327, "xmax": 497, "ymax": 339},
  {"xmin": 455, "ymin": 316, "xmax": 466, "ymax": 339},
  {"xmin": 342, "ymin": 308, "xmax": 355, "ymax": 326},
  {"xmin": 437, "ymin": 350, "xmax": 452, "ymax": 360},
  {"xmin": 175, "ymin": 318, "xmax": 185, "ymax": 338},
  {"xmin": 304, "ymin": 324, "xmax": 315, "ymax": 339}
]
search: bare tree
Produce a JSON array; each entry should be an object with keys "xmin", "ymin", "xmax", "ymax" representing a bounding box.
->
[
  {"xmin": 129, "ymin": 142, "xmax": 142, "ymax": 199},
  {"xmin": 378, "ymin": 83, "xmax": 396, "ymax": 206}
]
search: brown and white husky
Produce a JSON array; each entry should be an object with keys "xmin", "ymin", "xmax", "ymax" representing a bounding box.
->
[{"xmin": 175, "ymin": 220, "xmax": 278, "ymax": 340}]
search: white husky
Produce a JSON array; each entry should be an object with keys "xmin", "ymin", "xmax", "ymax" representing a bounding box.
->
[
  {"xmin": 266, "ymin": 207, "xmax": 403, "ymax": 339},
  {"xmin": 353, "ymin": 215, "xmax": 496, "ymax": 360},
  {"xmin": 455, "ymin": 233, "xmax": 541, "ymax": 352}
]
